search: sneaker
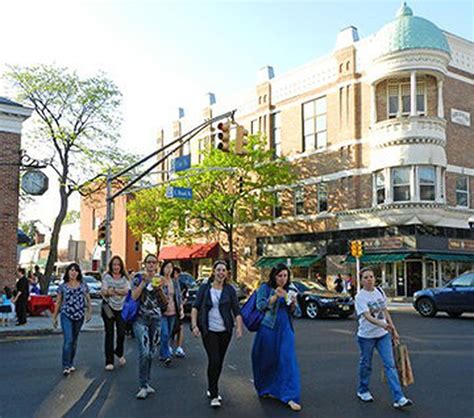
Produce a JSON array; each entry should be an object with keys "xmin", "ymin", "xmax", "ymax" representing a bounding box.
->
[
  {"xmin": 393, "ymin": 397, "xmax": 413, "ymax": 409},
  {"xmin": 174, "ymin": 347, "xmax": 186, "ymax": 358},
  {"xmin": 210, "ymin": 398, "xmax": 221, "ymax": 408},
  {"xmin": 69, "ymin": 366, "xmax": 76, "ymax": 372},
  {"xmin": 206, "ymin": 391, "xmax": 222, "ymax": 401},
  {"xmin": 118, "ymin": 357, "xmax": 127, "ymax": 367},
  {"xmin": 105, "ymin": 364, "xmax": 114, "ymax": 371},
  {"xmin": 164, "ymin": 358, "xmax": 172, "ymax": 367},
  {"xmin": 357, "ymin": 392, "xmax": 374, "ymax": 402},
  {"xmin": 146, "ymin": 384, "xmax": 156, "ymax": 394},
  {"xmin": 62, "ymin": 368, "xmax": 71, "ymax": 376},
  {"xmin": 136, "ymin": 388, "xmax": 148, "ymax": 400},
  {"xmin": 288, "ymin": 401, "xmax": 302, "ymax": 411}
]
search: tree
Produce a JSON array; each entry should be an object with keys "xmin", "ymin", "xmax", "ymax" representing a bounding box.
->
[
  {"xmin": 127, "ymin": 186, "xmax": 186, "ymax": 254},
  {"xmin": 63, "ymin": 210, "xmax": 80, "ymax": 225},
  {"xmin": 6, "ymin": 64, "xmax": 126, "ymax": 279},
  {"xmin": 18, "ymin": 219, "xmax": 39, "ymax": 245},
  {"xmin": 174, "ymin": 134, "xmax": 295, "ymax": 279}
]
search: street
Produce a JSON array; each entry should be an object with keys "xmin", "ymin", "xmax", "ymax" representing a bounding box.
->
[{"xmin": 0, "ymin": 311, "xmax": 473, "ymax": 418}]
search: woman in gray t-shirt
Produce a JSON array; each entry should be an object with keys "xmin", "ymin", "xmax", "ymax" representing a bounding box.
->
[{"xmin": 101, "ymin": 255, "xmax": 130, "ymax": 371}]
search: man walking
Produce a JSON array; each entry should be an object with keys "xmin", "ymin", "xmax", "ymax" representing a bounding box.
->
[{"xmin": 13, "ymin": 267, "xmax": 29, "ymax": 326}]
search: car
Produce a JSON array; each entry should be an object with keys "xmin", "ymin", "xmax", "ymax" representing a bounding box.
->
[
  {"xmin": 84, "ymin": 271, "xmax": 102, "ymax": 281},
  {"xmin": 413, "ymin": 271, "xmax": 474, "ymax": 318},
  {"xmin": 290, "ymin": 279, "xmax": 355, "ymax": 319},
  {"xmin": 177, "ymin": 272, "xmax": 197, "ymax": 290},
  {"xmin": 83, "ymin": 275, "xmax": 102, "ymax": 299}
]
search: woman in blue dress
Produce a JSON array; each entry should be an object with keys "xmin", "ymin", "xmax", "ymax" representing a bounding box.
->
[{"xmin": 252, "ymin": 263, "xmax": 302, "ymax": 412}]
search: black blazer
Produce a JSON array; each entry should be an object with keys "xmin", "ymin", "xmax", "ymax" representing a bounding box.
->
[{"xmin": 193, "ymin": 282, "xmax": 240, "ymax": 335}]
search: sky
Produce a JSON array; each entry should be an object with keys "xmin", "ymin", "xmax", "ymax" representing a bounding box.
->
[{"xmin": 1, "ymin": 0, "xmax": 472, "ymax": 229}]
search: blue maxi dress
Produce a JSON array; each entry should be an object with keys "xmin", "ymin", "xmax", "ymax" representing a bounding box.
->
[{"xmin": 252, "ymin": 297, "xmax": 301, "ymax": 404}]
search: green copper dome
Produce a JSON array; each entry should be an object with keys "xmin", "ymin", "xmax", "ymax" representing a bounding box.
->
[{"xmin": 374, "ymin": 3, "xmax": 451, "ymax": 58}]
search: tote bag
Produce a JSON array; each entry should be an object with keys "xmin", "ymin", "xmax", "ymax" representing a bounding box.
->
[
  {"xmin": 241, "ymin": 286, "xmax": 269, "ymax": 332},
  {"xmin": 121, "ymin": 275, "xmax": 142, "ymax": 323}
]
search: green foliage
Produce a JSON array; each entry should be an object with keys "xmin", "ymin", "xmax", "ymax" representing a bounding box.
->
[
  {"xmin": 63, "ymin": 210, "xmax": 80, "ymax": 224},
  {"xmin": 127, "ymin": 186, "xmax": 187, "ymax": 251},
  {"xmin": 18, "ymin": 220, "xmax": 39, "ymax": 245}
]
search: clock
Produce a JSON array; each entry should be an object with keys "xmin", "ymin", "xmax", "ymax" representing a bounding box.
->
[{"xmin": 21, "ymin": 170, "xmax": 49, "ymax": 196}]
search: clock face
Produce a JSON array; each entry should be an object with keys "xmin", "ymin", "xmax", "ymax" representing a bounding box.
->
[{"xmin": 21, "ymin": 170, "xmax": 49, "ymax": 196}]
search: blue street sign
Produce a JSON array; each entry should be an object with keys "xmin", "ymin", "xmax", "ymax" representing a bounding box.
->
[
  {"xmin": 166, "ymin": 186, "xmax": 193, "ymax": 200},
  {"xmin": 171, "ymin": 154, "xmax": 191, "ymax": 172}
]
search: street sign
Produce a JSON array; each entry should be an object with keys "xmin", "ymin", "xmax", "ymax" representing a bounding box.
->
[
  {"xmin": 171, "ymin": 154, "xmax": 191, "ymax": 172},
  {"xmin": 166, "ymin": 186, "xmax": 193, "ymax": 200}
]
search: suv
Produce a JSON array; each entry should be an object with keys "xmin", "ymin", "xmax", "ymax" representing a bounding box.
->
[{"xmin": 413, "ymin": 271, "xmax": 474, "ymax": 318}]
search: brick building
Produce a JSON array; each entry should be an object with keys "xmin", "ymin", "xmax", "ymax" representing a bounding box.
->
[
  {"xmin": 157, "ymin": 4, "xmax": 474, "ymax": 296},
  {"xmin": 0, "ymin": 97, "xmax": 32, "ymax": 288}
]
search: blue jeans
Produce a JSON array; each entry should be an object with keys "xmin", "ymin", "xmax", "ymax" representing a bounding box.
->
[
  {"xmin": 159, "ymin": 315, "xmax": 176, "ymax": 360},
  {"xmin": 357, "ymin": 333, "xmax": 404, "ymax": 402},
  {"xmin": 133, "ymin": 316, "xmax": 160, "ymax": 388},
  {"xmin": 61, "ymin": 313, "xmax": 84, "ymax": 369}
]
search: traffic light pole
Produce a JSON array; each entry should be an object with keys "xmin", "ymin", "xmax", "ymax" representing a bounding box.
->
[
  {"xmin": 103, "ymin": 109, "xmax": 236, "ymax": 266},
  {"xmin": 356, "ymin": 256, "xmax": 361, "ymax": 292}
]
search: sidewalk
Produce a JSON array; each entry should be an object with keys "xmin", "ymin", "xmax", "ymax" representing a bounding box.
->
[{"xmin": 0, "ymin": 311, "xmax": 104, "ymax": 337}]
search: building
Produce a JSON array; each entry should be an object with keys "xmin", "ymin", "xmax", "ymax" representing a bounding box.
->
[
  {"xmin": 80, "ymin": 187, "xmax": 142, "ymax": 272},
  {"xmin": 0, "ymin": 97, "xmax": 32, "ymax": 288},
  {"xmin": 157, "ymin": 4, "xmax": 474, "ymax": 296}
]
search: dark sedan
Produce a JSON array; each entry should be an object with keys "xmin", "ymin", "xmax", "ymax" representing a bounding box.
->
[
  {"xmin": 290, "ymin": 280, "xmax": 354, "ymax": 319},
  {"xmin": 413, "ymin": 271, "xmax": 474, "ymax": 318}
]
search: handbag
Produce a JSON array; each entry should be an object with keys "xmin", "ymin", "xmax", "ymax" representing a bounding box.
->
[
  {"xmin": 241, "ymin": 286, "xmax": 269, "ymax": 332},
  {"xmin": 121, "ymin": 275, "xmax": 142, "ymax": 323},
  {"xmin": 102, "ymin": 299, "xmax": 114, "ymax": 320}
]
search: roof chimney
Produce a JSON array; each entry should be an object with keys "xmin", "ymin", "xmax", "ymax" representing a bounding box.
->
[{"xmin": 335, "ymin": 26, "xmax": 359, "ymax": 50}]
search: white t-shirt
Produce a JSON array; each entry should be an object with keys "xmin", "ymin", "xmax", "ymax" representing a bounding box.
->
[
  {"xmin": 208, "ymin": 288, "xmax": 226, "ymax": 332},
  {"xmin": 355, "ymin": 288, "xmax": 388, "ymax": 338}
]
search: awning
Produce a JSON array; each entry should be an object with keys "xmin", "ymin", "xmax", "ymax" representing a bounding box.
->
[
  {"xmin": 255, "ymin": 255, "xmax": 323, "ymax": 268},
  {"xmin": 424, "ymin": 253, "xmax": 474, "ymax": 262},
  {"xmin": 159, "ymin": 242, "xmax": 222, "ymax": 260},
  {"xmin": 345, "ymin": 253, "xmax": 411, "ymax": 264}
]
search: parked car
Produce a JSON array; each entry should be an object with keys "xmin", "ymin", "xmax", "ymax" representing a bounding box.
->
[
  {"xmin": 290, "ymin": 279, "xmax": 354, "ymax": 319},
  {"xmin": 413, "ymin": 271, "xmax": 474, "ymax": 318},
  {"xmin": 83, "ymin": 275, "xmax": 102, "ymax": 299},
  {"xmin": 84, "ymin": 271, "xmax": 102, "ymax": 281}
]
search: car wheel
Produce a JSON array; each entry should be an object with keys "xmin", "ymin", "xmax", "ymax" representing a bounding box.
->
[
  {"xmin": 305, "ymin": 301, "xmax": 320, "ymax": 319},
  {"xmin": 447, "ymin": 311, "xmax": 463, "ymax": 318},
  {"xmin": 416, "ymin": 297, "xmax": 437, "ymax": 317}
]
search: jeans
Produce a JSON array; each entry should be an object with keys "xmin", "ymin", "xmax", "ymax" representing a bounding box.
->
[
  {"xmin": 357, "ymin": 333, "xmax": 404, "ymax": 402},
  {"xmin": 102, "ymin": 304, "xmax": 126, "ymax": 366},
  {"xmin": 159, "ymin": 315, "xmax": 176, "ymax": 360},
  {"xmin": 61, "ymin": 313, "xmax": 84, "ymax": 369},
  {"xmin": 133, "ymin": 316, "xmax": 160, "ymax": 388},
  {"xmin": 202, "ymin": 331, "xmax": 232, "ymax": 398}
]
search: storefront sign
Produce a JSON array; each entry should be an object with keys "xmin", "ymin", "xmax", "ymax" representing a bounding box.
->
[
  {"xmin": 451, "ymin": 109, "xmax": 471, "ymax": 127},
  {"xmin": 364, "ymin": 236, "xmax": 416, "ymax": 252},
  {"xmin": 448, "ymin": 239, "xmax": 474, "ymax": 252},
  {"xmin": 264, "ymin": 241, "xmax": 325, "ymax": 257}
]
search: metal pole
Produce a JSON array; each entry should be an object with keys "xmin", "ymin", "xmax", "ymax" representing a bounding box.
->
[
  {"xmin": 105, "ymin": 170, "xmax": 113, "ymax": 264},
  {"xmin": 356, "ymin": 256, "xmax": 361, "ymax": 292}
]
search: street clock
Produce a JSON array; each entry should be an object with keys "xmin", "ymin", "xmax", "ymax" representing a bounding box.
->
[{"xmin": 21, "ymin": 170, "xmax": 49, "ymax": 196}]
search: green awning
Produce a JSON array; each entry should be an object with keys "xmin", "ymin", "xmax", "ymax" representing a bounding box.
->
[
  {"xmin": 255, "ymin": 257, "xmax": 287, "ymax": 268},
  {"xmin": 424, "ymin": 253, "xmax": 474, "ymax": 262},
  {"xmin": 255, "ymin": 255, "xmax": 323, "ymax": 268},
  {"xmin": 291, "ymin": 255, "xmax": 323, "ymax": 267},
  {"xmin": 345, "ymin": 253, "xmax": 411, "ymax": 264}
]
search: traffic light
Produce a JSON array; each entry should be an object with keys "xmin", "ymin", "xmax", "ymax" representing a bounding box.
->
[
  {"xmin": 216, "ymin": 121, "xmax": 231, "ymax": 152},
  {"xmin": 350, "ymin": 240, "xmax": 364, "ymax": 258},
  {"xmin": 235, "ymin": 124, "xmax": 249, "ymax": 155},
  {"xmin": 98, "ymin": 222, "xmax": 107, "ymax": 246}
]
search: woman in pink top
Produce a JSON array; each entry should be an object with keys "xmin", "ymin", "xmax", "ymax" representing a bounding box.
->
[{"xmin": 159, "ymin": 261, "xmax": 184, "ymax": 366}]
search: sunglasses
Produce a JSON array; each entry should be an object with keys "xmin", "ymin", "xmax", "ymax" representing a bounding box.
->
[{"xmin": 146, "ymin": 260, "xmax": 157, "ymax": 264}]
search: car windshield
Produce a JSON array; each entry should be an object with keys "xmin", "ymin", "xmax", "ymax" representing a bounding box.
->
[{"xmin": 293, "ymin": 280, "xmax": 327, "ymax": 292}]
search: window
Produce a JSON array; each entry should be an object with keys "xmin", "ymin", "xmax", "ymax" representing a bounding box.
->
[
  {"xmin": 375, "ymin": 171, "xmax": 386, "ymax": 204},
  {"xmin": 392, "ymin": 167, "xmax": 411, "ymax": 201},
  {"xmin": 92, "ymin": 209, "xmax": 96, "ymax": 229},
  {"xmin": 271, "ymin": 112, "xmax": 281, "ymax": 157},
  {"xmin": 318, "ymin": 183, "xmax": 328, "ymax": 212},
  {"xmin": 387, "ymin": 82, "xmax": 425, "ymax": 118},
  {"xmin": 303, "ymin": 96, "xmax": 327, "ymax": 151},
  {"xmin": 450, "ymin": 274, "xmax": 473, "ymax": 288},
  {"xmin": 294, "ymin": 188, "xmax": 304, "ymax": 216},
  {"xmin": 419, "ymin": 166, "xmax": 436, "ymax": 201},
  {"xmin": 273, "ymin": 192, "xmax": 282, "ymax": 218},
  {"xmin": 251, "ymin": 119, "xmax": 258, "ymax": 134},
  {"xmin": 456, "ymin": 175, "xmax": 469, "ymax": 207}
]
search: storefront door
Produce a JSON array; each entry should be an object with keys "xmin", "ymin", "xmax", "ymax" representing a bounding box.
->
[{"xmin": 406, "ymin": 261, "xmax": 422, "ymax": 296}]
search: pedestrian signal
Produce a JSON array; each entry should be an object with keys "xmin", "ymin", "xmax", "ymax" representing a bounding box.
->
[
  {"xmin": 216, "ymin": 121, "xmax": 231, "ymax": 152},
  {"xmin": 235, "ymin": 125, "xmax": 249, "ymax": 155}
]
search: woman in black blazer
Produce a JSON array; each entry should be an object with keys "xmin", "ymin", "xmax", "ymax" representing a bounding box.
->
[{"xmin": 191, "ymin": 260, "xmax": 243, "ymax": 408}]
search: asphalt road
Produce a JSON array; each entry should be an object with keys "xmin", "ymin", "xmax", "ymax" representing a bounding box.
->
[{"xmin": 0, "ymin": 311, "xmax": 473, "ymax": 418}]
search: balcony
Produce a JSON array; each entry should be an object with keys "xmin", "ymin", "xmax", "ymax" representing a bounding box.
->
[{"xmin": 370, "ymin": 116, "xmax": 446, "ymax": 149}]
